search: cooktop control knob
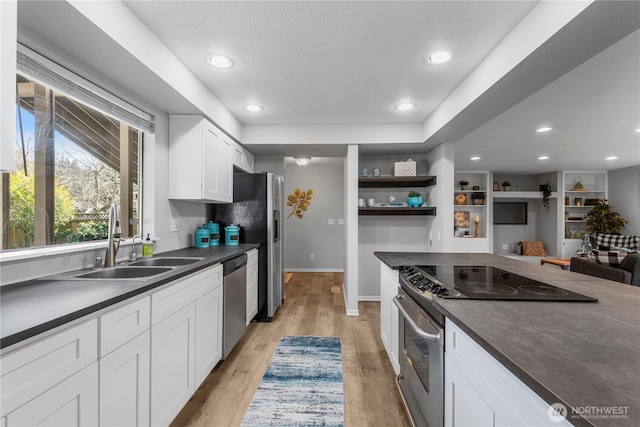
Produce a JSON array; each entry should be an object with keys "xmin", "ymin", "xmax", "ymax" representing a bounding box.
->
[
  {"xmin": 437, "ymin": 288, "xmax": 450, "ymax": 297},
  {"xmin": 430, "ymin": 285, "xmax": 441, "ymax": 294}
]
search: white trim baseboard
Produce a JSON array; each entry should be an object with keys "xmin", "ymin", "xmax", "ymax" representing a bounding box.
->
[
  {"xmin": 344, "ymin": 289, "xmax": 359, "ymax": 316},
  {"xmin": 358, "ymin": 296, "xmax": 381, "ymax": 302},
  {"xmin": 285, "ymin": 268, "xmax": 344, "ymax": 273}
]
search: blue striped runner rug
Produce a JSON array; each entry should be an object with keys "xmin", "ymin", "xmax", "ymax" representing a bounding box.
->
[{"xmin": 241, "ymin": 336, "xmax": 344, "ymax": 427}]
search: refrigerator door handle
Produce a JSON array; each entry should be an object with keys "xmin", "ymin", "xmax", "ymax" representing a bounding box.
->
[{"xmin": 273, "ymin": 210, "xmax": 280, "ymax": 242}]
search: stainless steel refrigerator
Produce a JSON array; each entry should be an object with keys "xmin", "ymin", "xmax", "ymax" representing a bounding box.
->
[{"xmin": 212, "ymin": 172, "xmax": 284, "ymax": 321}]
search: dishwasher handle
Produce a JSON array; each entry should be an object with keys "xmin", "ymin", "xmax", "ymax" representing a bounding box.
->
[{"xmin": 223, "ymin": 254, "xmax": 247, "ymax": 275}]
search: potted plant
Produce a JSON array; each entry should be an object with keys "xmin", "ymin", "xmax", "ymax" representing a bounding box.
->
[
  {"xmin": 502, "ymin": 181, "xmax": 511, "ymax": 191},
  {"xmin": 471, "ymin": 192, "xmax": 485, "ymax": 205},
  {"xmin": 407, "ymin": 191, "xmax": 424, "ymax": 207},
  {"xmin": 585, "ymin": 199, "xmax": 627, "ymax": 234},
  {"xmin": 459, "ymin": 180, "xmax": 469, "ymax": 190},
  {"xmin": 539, "ymin": 181, "xmax": 552, "ymax": 212}
]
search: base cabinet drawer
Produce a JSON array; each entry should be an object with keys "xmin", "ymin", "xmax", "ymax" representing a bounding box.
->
[
  {"xmin": 4, "ymin": 362, "xmax": 98, "ymax": 427},
  {"xmin": 152, "ymin": 264, "xmax": 222, "ymax": 325},
  {"xmin": 99, "ymin": 331, "xmax": 150, "ymax": 427},
  {"xmin": 1, "ymin": 319, "xmax": 98, "ymax": 416},
  {"xmin": 100, "ymin": 296, "xmax": 150, "ymax": 357}
]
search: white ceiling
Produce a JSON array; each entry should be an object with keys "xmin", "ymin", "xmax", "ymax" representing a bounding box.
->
[
  {"xmin": 124, "ymin": 0, "xmax": 537, "ymax": 125},
  {"xmin": 16, "ymin": 1, "xmax": 640, "ymax": 172}
]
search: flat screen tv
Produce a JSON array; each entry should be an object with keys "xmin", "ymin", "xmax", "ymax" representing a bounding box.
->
[{"xmin": 493, "ymin": 202, "xmax": 528, "ymax": 225}]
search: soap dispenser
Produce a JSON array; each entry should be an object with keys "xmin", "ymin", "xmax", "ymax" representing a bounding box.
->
[{"xmin": 142, "ymin": 233, "xmax": 154, "ymax": 258}]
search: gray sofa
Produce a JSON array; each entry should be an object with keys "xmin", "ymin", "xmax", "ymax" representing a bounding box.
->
[{"xmin": 570, "ymin": 253, "xmax": 640, "ymax": 286}]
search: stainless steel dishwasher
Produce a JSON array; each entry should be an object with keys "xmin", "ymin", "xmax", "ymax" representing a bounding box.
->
[{"xmin": 222, "ymin": 254, "xmax": 247, "ymax": 359}]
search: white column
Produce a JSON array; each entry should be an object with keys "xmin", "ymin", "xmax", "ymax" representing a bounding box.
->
[
  {"xmin": 343, "ymin": 144, "xmax": 359, "ymax": 316},
  {"xmin": 0, "ymin": 0, "xmax": 17, "ymax": 172}
]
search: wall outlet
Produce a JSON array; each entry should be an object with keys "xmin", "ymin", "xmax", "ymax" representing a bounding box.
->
[
  {"xmin": 170, "ymin": 218, "xmax": 179, "ymax": 232},
  {"xmin": 502, "ymin": 244, "xmax": 509, "ymax": 250},
  {"xmin": 337, "ymin": 219, "xmax": 345, "ymax": 225},
  {"xmin": 310, "ymin": 253, "xmax": 315, "ymax": 261},
  {"xmin": 328, "ymin": 218, "xmax": 334, "ymax": 225}
]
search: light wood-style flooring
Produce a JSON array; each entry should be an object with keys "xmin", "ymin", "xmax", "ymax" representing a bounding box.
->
[{"xmin": 170, "ymin": 272, "xmax": 411, "ymax": 427}]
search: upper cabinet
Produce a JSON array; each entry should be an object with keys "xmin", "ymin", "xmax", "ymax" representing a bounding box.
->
[
  {"xmin": 231, "ymin": 141, "xmax": 255, "ymax": 173},
  {"xmin": 168, "ymin": 115, "xmax": 232, "ymax": 203}
]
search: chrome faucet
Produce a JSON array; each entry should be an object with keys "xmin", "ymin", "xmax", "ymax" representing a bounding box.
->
[
  {"xmin": 104, "ymin": 203, "xmax": 123, "ymax": 267},
  {"xmin": 129, "ymin": 235, "xmax": 142, "ymax": 262}
]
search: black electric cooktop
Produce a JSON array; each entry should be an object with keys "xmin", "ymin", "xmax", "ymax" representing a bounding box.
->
[{"xmin": 400, "ymin": 265, "xmax": 598, "ymax": 302}]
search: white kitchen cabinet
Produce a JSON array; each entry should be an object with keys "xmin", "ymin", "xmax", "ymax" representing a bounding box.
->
[
  {"xmin": 99, "ymin": 331, "xmax": 150, "ymax": 427},
  {"xmin": 195, "ymin": 285, "xmax": 223, "ymax": 387},
  {"xmin": 99, "ymin": 296, "xmax": 150, "ymax": 357},
  {"xmin": 1, "ymin": 319, "xmax": 98, "ymax": 416},
  {"xmin": 246, "ymin": 248, "xmax": 259, "ymax": 325},
  {"xmin": 4, "ymin": 362, "xmax": 98, "ymax": 427},
  {"xmin": 150, "ymin": 264, "xmax": 223, "ymax": 427},
  {"xmin": 152, "ymin": 263, "xmax": 222, "ymax": 325},
  {"xmin": 379, "ymin": 262, "xmax": 400, "ymax": 375},
  {"xmin": 151, "ymin": 303, "xmax": 196, "ymax": 427},
  {"xmin": 444, "ymin": 320, "xmax": 571, "ymax": 427},
  {"xmin": 168, "ymin": 115, "xmax": 232, "ymax": 203},
  {"xmin": 232, "ymin": 140, "xmax": 255, "ymax": 173}
]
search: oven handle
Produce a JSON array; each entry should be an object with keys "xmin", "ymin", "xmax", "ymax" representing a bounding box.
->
[{"xmin": 393, "ymin": 295, "xmax": 441, "ymax": 342}]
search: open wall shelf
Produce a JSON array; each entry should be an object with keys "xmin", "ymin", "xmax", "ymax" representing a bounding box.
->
[
  {"xmin": 358, "ymin": 176, "xmax": 437, "ymax": 188},
  {"xmin": 358, "ymin": 207, "xmax": 436, "ymax": 216}
]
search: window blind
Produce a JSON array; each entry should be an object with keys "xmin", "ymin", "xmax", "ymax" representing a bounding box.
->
[{"xmin": 16, "ymin": 43, "xmax": 155, "ymax": 133}]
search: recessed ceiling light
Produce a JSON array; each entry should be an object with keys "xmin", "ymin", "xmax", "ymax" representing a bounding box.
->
[
  {"xmin": 207, "ymin": 54, "xmax": 233, "ymax": 69},
  {"xmin": 470, "ymin": 156, "xmax": 481, "ymax": 161},
  {"xmin": 636, "ymin": 128, "xmax": 640, "ymax": 133},
  {"xmin": 536, "ymin": 127, "xmax": 552, "ymax": 133},
  {"xmin": 538, "ymin": 155, "xmax": 549, "ymax": 160},
  {"xmin": 294, "ymin": 157, "xmax": 311, "ymax": 166},
  {"xmin": 428, "ymin": 51, "xmax": 452, "ymax": 64},
  {"xmin": 244, "ymin": 104, "xmax": 263, "ymax": 113},
  {"xmin": 395, "ymin": 102, "xmax": 416, "ymax": 111},
  {"xmin": 606, "ymin": 156, "xmax": 618, "ymax": 161}
]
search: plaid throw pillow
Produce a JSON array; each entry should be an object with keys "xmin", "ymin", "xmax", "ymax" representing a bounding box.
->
[
  {"xmin": 593, "ymin": 234, "xmax": 639, "ymax": 251},
  {"xmin": 593, "ymin": 250, "xmax": 628, "ymax": 267}
]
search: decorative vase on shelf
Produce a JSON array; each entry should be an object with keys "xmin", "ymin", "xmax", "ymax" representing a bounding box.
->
[
  {"xmin": 407, "ymin": 196, "xmax": 424, "ymax": 207},
  {"xmin": 564, "ymin": 226, "xmax": 572, "ymax": 239}
]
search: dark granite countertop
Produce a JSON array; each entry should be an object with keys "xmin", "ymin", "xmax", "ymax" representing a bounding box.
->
[
  {"xmin": 375, "ymin": 252, "xmax": 640, "ymax": 427},
  {"xmin": 1, "ymin": 244, "xmax": 259, "ymax": 350}
]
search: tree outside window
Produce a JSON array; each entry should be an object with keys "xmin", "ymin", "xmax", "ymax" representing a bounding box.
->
[{"xmin": 1, "ymin": 74, "xmax": 140, "ymax": 250}]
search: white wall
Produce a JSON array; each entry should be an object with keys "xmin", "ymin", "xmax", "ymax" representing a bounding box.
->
[
  {"xmin": 283, "ymin": 159, "xmax": 344, "ymax": 271},
  {"xmin": 608, "ymin": 165, "xmax": 640, "ymax": 234}
]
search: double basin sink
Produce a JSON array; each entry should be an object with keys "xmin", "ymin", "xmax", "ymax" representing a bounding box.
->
[{"xmin": 65, "ymin": 257, "xmax": 203, "ymax": 281}]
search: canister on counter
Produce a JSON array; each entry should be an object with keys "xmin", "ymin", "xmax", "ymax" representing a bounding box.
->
[
  {"xmin": 225, "ymin": 224, "xmax": 240, "ymax": 245},
  {"xmin": 206, "ymin": 221, "xmax": 220, "ymax": 246},
  {"xmin": 194, "ymin": 225, "xmax": 210, "ymax": 248}
]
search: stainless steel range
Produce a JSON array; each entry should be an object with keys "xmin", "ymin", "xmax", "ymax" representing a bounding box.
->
[{"xmin": 394, "ymin": 265, "xmax": 597, "ymax": 427}]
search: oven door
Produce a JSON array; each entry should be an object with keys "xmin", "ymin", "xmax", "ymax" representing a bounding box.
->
[{"xmin": 394, "ymin": 290, "xmax": 444, "ymax": 427}]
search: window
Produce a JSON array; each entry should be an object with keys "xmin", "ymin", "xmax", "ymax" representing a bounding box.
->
[{"xmin": 1, "ymin": 47, "xmax": 151, "ymax": 251}]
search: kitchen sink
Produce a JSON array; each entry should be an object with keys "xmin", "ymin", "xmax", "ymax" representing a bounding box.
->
[
  {"xmin": 128, "ymin": 257, "xmax": 203, "ymax": 267},
  {"xmin": 75, "ymin": 266, "xmax": 174, "ymax": 280}
]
